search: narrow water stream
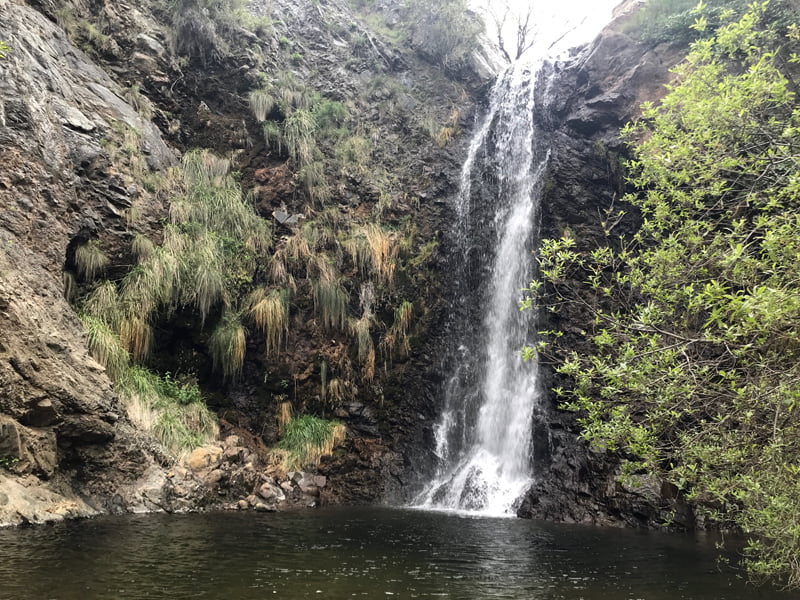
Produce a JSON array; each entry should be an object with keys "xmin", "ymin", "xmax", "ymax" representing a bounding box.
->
[{"xmin": 0, "ymin": 507, "xmax": 796, "ymax": 599}]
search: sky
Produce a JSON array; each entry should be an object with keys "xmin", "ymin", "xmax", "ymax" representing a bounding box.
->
[{"xmin": 473, "ymin": 0, "xmax": 625, "ymax": 60}]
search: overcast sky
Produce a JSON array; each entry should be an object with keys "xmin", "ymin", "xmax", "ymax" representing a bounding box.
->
[{"xmin": 474, "ymin": 0, "xmax": 624, "ymax": 60}]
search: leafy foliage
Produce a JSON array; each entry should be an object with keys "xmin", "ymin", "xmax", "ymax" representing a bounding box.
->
[
  {"xmin": 531, "ymin": 4, "xmax": 800, "ymax": 587},
  {"xmin": 624, "ymin": 0, "xmax": 796, "ymax": 44}
]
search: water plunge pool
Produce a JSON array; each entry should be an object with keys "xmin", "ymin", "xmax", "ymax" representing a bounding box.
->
[{"xmin": 1, "ymin": 507, "xmax": 797, "ymax": 599}]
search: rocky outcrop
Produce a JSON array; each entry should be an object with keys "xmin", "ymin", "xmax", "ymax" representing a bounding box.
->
[{"xmin": 0, "ymin": 0, "xmax": 180, "ymax": 524}]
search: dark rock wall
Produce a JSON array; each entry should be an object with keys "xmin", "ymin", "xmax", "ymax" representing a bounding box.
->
[{"xmin": 517, "ymin": 16, "xmax": 688, "ymax": 526}]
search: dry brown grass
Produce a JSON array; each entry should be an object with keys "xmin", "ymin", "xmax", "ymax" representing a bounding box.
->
[
  {"xmin": 246, "ymin": 286, "xmax": 289, "ymax": 357},
  {"xmin": 365, "ymin": 224, "xmax": 398, "ymax": 287}
]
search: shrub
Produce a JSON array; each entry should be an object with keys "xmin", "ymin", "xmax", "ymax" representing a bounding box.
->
[
  {"xmin": 401, "ymin": 0, "xmax": 483, "ymax": 71},
  {"xmin": 534, "ymin": 5, "xmax": 800, "ymax": 586}
]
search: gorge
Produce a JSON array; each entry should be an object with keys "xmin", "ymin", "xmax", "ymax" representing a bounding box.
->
[{"xmin": 2, "ymin": 0, "xmax": 800, "ymax": 595}]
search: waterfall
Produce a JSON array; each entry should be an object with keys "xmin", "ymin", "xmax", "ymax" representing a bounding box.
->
[{"xmin": 413, "ymin": 2, "xmax": 620, "ymax": 517}]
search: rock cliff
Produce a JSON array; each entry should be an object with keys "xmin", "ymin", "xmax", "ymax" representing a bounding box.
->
[
  {"xmin": 0, "ymin": 0, "xmax": 486, "ymax": 524},
  {"xmin": 0, "ymin": 0, "xmax": 699, "ymax": 530}
]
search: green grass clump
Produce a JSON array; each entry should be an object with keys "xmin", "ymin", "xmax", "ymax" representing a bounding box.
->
[
  {"xmin": 276, "ymin": 414, "xmax": 346, "ymax": 469},
  {"xmin": 209, "ymin": 310, "xmax": 246, "ymax": 379},
  {"xmin": 249, "ymin": 88, "xmax": 277, "ymax": 122},
  {"xmin": 80, "ymin": 314, "xmax": 130, "ymax": 380},
  {"xmin": 131, "ymin": 233, "xmax": 155, "ymax": 262},
  {"xmin": 284, "ymin": 108, "xmax": 316, "ymax": 167},
  {"xmin": 74, "ymin": 240, "xmax": 109, "ymax": 280},
  {"xmin": 83, "ymin": 280, "xmax": 122, "ymax": 329},
  {"xmin": 382, "ymin": 300, "xmax": 413, "ymax": 359},
  {"xmin": 312, "ymin": 277, "xmax": 349, "ymax": 331},
  {"xmin": 117, "ymin": 366, "xmax": 218, "ymax": 456}
]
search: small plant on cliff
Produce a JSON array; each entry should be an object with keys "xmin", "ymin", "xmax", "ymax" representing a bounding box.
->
[
  {"xmin": 118, "ymin": 366, "xmax": 218, "ymax": 455},
  {"xmin": 246, "ymin": 286, "xmax": 289, "ymax": 358},
  {"xmin": 312, "ymin": 277, "xmax": 349, "ymax": 331},
  {"xmin": 381, "ymin": 300, "xmax": 413, "ymax": 359},
  {"xmin": 0, "ymin": 455, "xmax": 19, "ymax": 470},
  {"xmin": 208, "ymin": 309, "xmax": 247, "ymax": 380},
  {"xmin": 276, "ymin": 414, "xmax": 346, "ymax": 469},
  {"xmin": 350, "ymin": 312, "xmax": 375, "ymax": 381},
  {"xmin": 248, "ymin": 88, "xmax": 277, "ymax": 122},
  {"xmin": 0, "ymin": 41, "xmax": 10, "ymax": 59},
  {"xmin": 83, "ymin": 281, "xmax": 122, "ymax": 329},
  {"xmin": 401, "ymin": 0, "xmax": 483, "ymax": 71},
  {"xmin": 80, "ymin": 315, "xmax": 130, "ymax": 380},
  {"xmin": 124, "ymin": 84, "xmax": 153, "ymax": 120},
  {"xmin": 74, "ymin": 240, "xmax": 109, "ymax": 281}
]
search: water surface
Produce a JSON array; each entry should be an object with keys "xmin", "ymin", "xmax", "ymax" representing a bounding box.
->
[{"xmin": 1, "ymin": 507, "xmax": 798, "ymax": 599}]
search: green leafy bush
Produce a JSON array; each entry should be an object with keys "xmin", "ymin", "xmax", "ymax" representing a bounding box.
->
[
  {"xmin": 532, "ymin": 4, "xmax": 800, "ymax": 587},
  {"xmin": 624, "ymin": 0, "xmax": 795, "ymax": 44}
]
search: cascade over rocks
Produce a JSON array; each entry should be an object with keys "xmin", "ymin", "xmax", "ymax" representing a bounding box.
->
[{"xmin": 0, "ymin": 0, "xmax": 709, "ymax": 532}]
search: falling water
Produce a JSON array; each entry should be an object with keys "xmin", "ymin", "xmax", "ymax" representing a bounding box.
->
[{"xmin": 414, "ymin": 2, "xmax": 620, "ymax": 517}]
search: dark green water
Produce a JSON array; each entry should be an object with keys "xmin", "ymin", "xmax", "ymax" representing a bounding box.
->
[{"xmin": 0, "ymin": 507, "xmax": 797, "ymax": 599}]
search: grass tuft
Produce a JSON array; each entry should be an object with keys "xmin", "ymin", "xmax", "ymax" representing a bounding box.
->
[
  {"xmin": 117, "ymin": 366, "xmax": 218, "ymax": 457},
  {"xmin": 75, "ymin": 240, "xmax": 109, "ymax": 281},
  {"xmin": 120, "ymin": 314, "xmax": 152, "ymax": 361},
  {"xmin": 277, "ymin": 414, "xmax": 346, "ymax": 469},
  {"xmin": 80, "ymin": 314, "xmax": 130, "ymax": 381},
  {"xmin": 83, "ymin": 280, "xmax": 122, "ymax": 328},
  {"xmin": 277, "ymin": 400, "xmax": 293, "ymax": 435},
  {"xmin": 131, "ymin": 233, "xmax": 155, "ymax": 262},
  {"xmin": 249, "ymin": 88, "xmax": 277, "ymax": 122},
  {"xmin": 62, "ymin": 270, "xmax": 77, "ymax": 302},
  {"xmin": 209, "ymin": 310, "xmax": 246, "ymax": 380},
  {"xmin": 246, "ymin": 286, "xmax": 289, "ymax": 357},
  {"xmin": 312, "ymin": 276, "xmax": 348, "ymax": 331},
  {"xmin": 365, "ymin": 224, "xmax": 398, "ymax": 287}
]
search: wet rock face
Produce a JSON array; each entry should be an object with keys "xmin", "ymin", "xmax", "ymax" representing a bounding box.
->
[
  {"xmin": 516, "ymin": 23, "xmax": 687, "ymax": 527},
  {"xmin": 0, "ymin": 0, "xmax": 179, "ymax": 525}
]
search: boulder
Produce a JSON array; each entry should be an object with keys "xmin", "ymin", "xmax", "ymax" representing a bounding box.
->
[{"xmin": 184, "ymin": 446, "xmax": 224, "ymax": 471}]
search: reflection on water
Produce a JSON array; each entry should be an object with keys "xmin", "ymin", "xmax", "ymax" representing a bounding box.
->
[{"xmin": 0, "ymin": 507, "xmax": 797, "ymax": 599}]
